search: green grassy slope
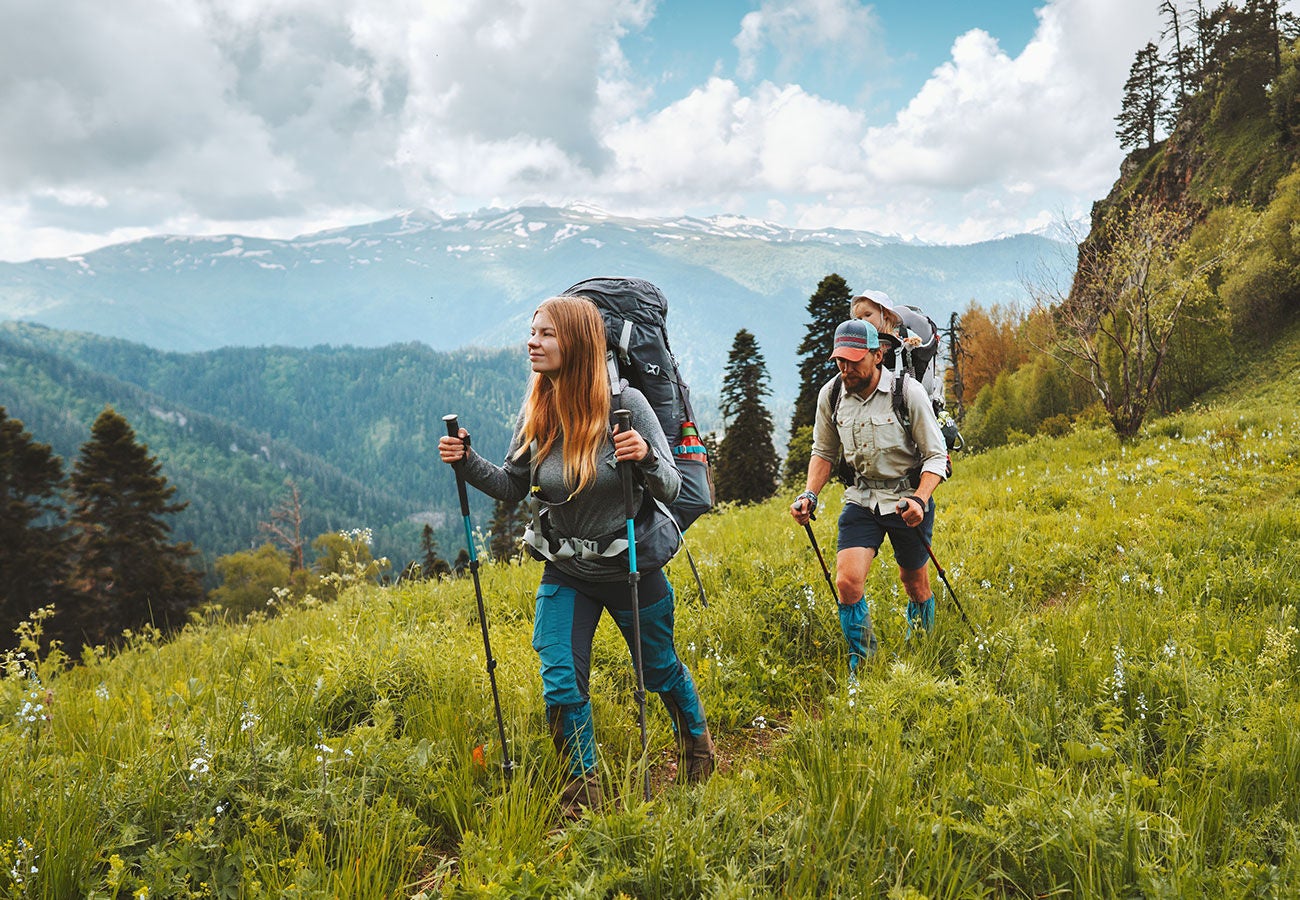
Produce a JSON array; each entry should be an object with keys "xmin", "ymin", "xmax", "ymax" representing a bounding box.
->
[{"xmin": 2, "ymin": 323, "xmax": 1297, "ymax": 897}]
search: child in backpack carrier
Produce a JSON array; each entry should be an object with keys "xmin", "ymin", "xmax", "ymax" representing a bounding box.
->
[{"xmin": 851, "ymin": 290, "xmax": 961, "ymax": 454}]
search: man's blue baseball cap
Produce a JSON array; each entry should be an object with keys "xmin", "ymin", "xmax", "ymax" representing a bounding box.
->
[{"xmin": 831, "ymin": 319, "xmax": 891, "ymax": 361}]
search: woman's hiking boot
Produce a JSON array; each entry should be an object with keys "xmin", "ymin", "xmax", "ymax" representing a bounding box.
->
[
  {"xmin": 677, "ymin": 727, "xmax": 717, "ymax": 784},
  {"xmin": 548, "ymin": 703, "xmax": 603, "ymax": 818},
  {"xmin": 558, "ymin": 771, "xmax": 604, "ymax": 820},
  {"xmin": 663, "ymin": 695, "xmax": 716, "ymax": 784}
]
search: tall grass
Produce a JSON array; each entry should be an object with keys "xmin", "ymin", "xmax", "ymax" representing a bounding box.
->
[{"xmin": 3, "ymin": 325, "xmax": 1299, "ymax": 898}]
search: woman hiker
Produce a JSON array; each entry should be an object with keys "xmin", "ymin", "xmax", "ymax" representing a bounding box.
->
[{"xmin": 438, "ymin": 295, "xmax": 715, "ymax": 817}]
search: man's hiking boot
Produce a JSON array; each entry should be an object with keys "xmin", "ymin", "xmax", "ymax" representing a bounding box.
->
[
  {"xmin": 839, "ymin": 597, "xmax": 877, "ymax": 670},
  {"xmin": 905, "ymin": 594, "xmax": 936, "ymax": 639}
]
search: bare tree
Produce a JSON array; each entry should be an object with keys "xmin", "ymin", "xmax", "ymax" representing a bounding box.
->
[
  {"xmin": 259, "ymin": 479, "xmax": 305, "ymax": 571},
  {"xmin": 1161, "ymin": 0, "xmax": 1192, "ymax": 108},
  {"xmin": 1034, "ymin": 201, "xmax": 1225, "ymax": 440}
]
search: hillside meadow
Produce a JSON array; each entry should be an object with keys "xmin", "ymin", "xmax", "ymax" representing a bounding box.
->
[{"xmin": 2, "ymin": 325, "xmax": 1298, "ymax": 898}]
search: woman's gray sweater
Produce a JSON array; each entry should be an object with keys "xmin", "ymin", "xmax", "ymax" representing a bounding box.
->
[{"xmin": 459, "ymin": 386, "xmax": 680, "ymax": 583}]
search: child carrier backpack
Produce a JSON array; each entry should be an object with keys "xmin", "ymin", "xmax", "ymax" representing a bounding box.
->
[
  {"xmin": 561, "ymin": 276, "xmax": 715, "ymax": 531},
  {"xmin": 884, "ymin": 304, "xmax": 962, "ymax": 452}
]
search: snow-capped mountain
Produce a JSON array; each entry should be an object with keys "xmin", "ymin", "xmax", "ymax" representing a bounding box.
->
[{"xmin": 0, "ymin": 204, "xmax": 1072, "ymax": 405}]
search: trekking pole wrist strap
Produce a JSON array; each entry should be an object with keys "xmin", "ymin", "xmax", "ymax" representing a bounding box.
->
[{"xmin": 796, "ymin": 490, "xmax": 818, "ymax": 510}]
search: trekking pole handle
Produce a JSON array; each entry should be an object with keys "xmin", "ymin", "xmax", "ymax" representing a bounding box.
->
[
  {"xmin": 443, "ymin": 413, "xmax": 467, "ymax": 445},
  {"xmin": 613, "ymin": 409, "xmax": 635, "ymax": 519},
  {"xmin": 443, "ymin": 414, "xmax": 472, "ymax": 515}
]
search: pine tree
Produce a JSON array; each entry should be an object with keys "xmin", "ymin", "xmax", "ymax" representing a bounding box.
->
[
  {"xmin": 420, "ymin": 523, "xmax": 451, "ymax": 578},
  {"xmin": 715, "ymin": 330, "xmax": 780, "ymax": 505},
  {"xmin": 1, "ymin": 408, "xmax": 70, "ymax": 640},
  {"xmin": 487, "ymin": 497, "xmax": 527, "ymax": 562},
  {"xmin": 67, "ymin": 406, "xmax": 203, "ymax": 645},
  {"xmin": 1116, "ymin": 42, "xmax": 1170, "ymax": 150},
  {"xmin": 785, "ymin": 273, "xmax": 853, "ymax": 482}
]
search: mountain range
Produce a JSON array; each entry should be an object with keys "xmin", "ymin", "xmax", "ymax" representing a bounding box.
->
[{"xmin": 0, "ymin": 205, "xmax": 1075, "ymax": 413}]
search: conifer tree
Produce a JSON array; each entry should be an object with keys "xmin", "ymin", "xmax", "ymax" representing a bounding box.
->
[
  {"xmin": 1116, "ymin": 42, "xmax": 1170, "ymax": 150},
  {"xmin": 67, "ymin": 406, "xmax": 202, "ymax": 645},
  {"xmin": 785, "ymin": 273, "xmax": 853, "ymax": 482},
  {"xmin": 715, "ymin": 330, "xmax": 780, "ymax": 505},
  {"xmin": 1, "ymin": 408, "xmax": 70, "ymax": 639},
  {"xmin": 487, "ymin": 497, "xmax": 527, "ymax": 562},
  {"xmin": 420, "ymin": 523, "xmax": 451, "ymax": 578}
]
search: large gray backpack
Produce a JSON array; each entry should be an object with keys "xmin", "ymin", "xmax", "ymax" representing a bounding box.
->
[{"xmin": 561, "ymin": 277, "xmax": 714, "ymax": 531}]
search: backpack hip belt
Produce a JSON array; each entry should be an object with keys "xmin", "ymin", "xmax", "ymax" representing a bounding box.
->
[
  {"xmin": 855, "ymin": 475, "xmax": 912, "ymax": 492},
  {"xmin": 522, "ymin": 517, "xmax": 629, "ymax": 563},
  {"xmin": 520, "ymin": 438, "xmax": 633, "ymax": 563}
]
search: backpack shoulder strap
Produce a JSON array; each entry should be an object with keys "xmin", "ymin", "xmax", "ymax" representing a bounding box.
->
[
  {"xmin": 607, "ymin": 350, "xmax": 623, "ymax": 402},
  {"xmin": 828, "ymin": 374, "xmax": 843, "ymax": 417},
  {"xmin": 890, "ymin": 363, "xmax": 912, "ymax": 430}
]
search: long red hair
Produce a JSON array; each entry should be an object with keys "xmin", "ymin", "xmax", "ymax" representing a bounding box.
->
[{"xmin": 513, "ymin": 296, "xmax": 610, "ymax": 495}]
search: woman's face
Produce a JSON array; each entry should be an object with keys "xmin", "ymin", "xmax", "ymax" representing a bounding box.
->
[{"xmin": 528, "ymin": 308, "xmax": 563, "ymax": 376}]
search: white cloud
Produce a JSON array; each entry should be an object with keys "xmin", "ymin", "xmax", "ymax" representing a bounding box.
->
[
  {"xmin": 864, "ymin": 0, "xmax": 1162, "ymax": 194},
  {"xmin": 602, "ymin": 78, "xmax": 868, "ymax": 199},
  {"xmin": 735, "ymin": 0, "xmax": 885, "ymax": 83},
  {"xmin": 0, "ymin": 0, "xmax": 1192, "ymax": 259},
  {"xmin": 784, "ymin": 0, "xmax": 1165, "ymax": 241},
  {"xmin": 0, "ymin": 0, "xmax": 651, "ymax": 255}
]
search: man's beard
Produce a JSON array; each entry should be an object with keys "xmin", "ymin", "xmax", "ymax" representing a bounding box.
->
[{"xmin": 839, "ymin": 370, "xmax": 870, "ymax": 394}]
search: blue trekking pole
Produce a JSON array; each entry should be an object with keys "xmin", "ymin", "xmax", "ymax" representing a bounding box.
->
[
  {"xmin": 614, "ymin": 408, "xmax": 650, "ymax": 802},
  {"xmin": 444, "ymin": 414, "xmax": 515, "ymax": 781}
]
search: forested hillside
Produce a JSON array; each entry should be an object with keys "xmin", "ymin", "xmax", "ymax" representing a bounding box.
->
[
  {"xmin": 0, "ymin": 322, "xmax": 528, "ymax": 572},
  {"xmin": 953, "ymin": 1, "xmax": 1300, "ymax": 450}
]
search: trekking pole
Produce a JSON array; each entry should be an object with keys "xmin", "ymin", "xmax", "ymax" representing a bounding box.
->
[
  {"xmin": 614, "ymin": 408, "xmax": 651, "ymax": 802},
  {"xmin": 443, "ymin": 414, "xmax": 515, "ymax": 781},
  {"xmin": 802, "ymin": 511, "xmax": 839, "ymax": 607},
  {"xmin": 910, "ymin": 520, "xmax": 977, "ymax": 637}
]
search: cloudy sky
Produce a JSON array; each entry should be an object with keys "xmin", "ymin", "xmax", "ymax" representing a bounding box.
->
[{"xmin": 1, "ymin": 0, "xmax": 1182, "ymax": 262}]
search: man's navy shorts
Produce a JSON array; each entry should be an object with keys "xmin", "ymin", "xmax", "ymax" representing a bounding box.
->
[{"xmin": 837, "ymin": 498, "xmax": 935, "ymax": 571}]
